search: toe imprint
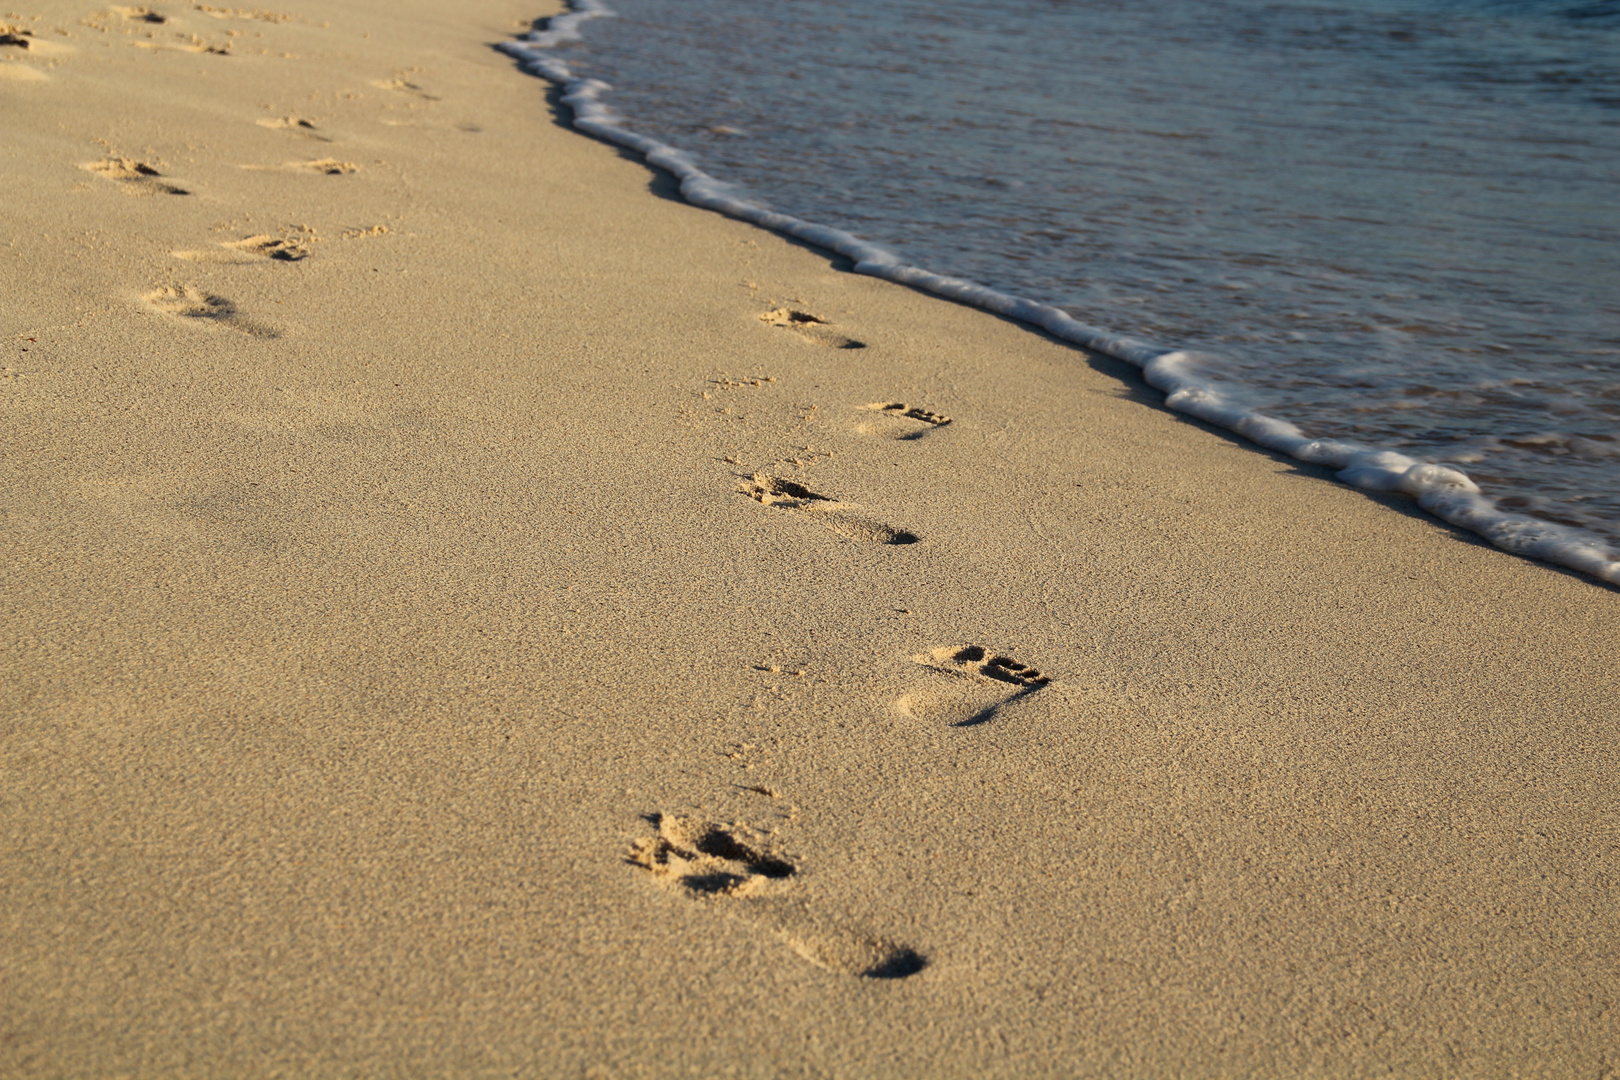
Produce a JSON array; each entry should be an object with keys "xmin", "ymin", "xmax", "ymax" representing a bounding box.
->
[
  {"xmin": 224, "ymin": 234, "xmax": 310, "ymax": 261},
  {"xmin": 627, "ymin": 814, "xmax": 796, "ymax": 898},
  {"xmin": 745, "ymin": 474, "xmax": 834, "ymax": 508},
  {"xmin": 859, "ymin": 402, "xmax": 952, "ymax": 441},
  {"xmin": 931, "ymin": 644, "xmax": 1051, "ymax": 688}
]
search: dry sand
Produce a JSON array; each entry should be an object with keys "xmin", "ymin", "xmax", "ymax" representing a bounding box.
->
[{"xmin": 4, "ymin": 1, "xmax": 1618, "ymax": 1076}]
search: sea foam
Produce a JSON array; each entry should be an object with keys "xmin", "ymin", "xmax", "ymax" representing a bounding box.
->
[{"xmin": 497, "ymin": 2, "xmax": 1620, "ymax": 587}]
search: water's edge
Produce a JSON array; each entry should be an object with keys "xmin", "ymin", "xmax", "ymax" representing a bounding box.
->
[{"xmin": 497, "ymin": 1, "xmax": 1620, "ymax": 588}]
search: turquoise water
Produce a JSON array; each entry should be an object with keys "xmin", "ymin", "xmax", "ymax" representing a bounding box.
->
[{"xmin": 530, "ymin": 0, "xmax": 1620, "ymax": 553}]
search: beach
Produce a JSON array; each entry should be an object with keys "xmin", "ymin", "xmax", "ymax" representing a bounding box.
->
[{"xmin": 3, "ymin": 0, "xmax": 1618, "ymax": 1075}]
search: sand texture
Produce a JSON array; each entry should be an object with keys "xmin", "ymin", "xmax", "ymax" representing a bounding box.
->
[{"xmin": 4, "ymin": 1, "xmax": 1619, "ymax": 1076}]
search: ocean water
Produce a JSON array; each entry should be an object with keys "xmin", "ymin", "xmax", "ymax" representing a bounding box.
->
[{"xmin": 501, "ymin": 0, "xmax": 1620, "ymax": 583}]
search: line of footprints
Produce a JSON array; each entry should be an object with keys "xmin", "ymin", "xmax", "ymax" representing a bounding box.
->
[
  {"xmin": 54, "ymin": 3, "xmax": 405, "ymax": 334},
  {"xmin": 631, "ymin": 307, "xmax": 1055, "ymax": 981}
]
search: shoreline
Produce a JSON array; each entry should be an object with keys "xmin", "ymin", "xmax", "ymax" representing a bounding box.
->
[
  {"xmin": 4, "ymin": 1, "xmax": 1619, "ymax": 1076},
  {"xmin": 498, "ymin": 0, "xmax": 1620, "ymax": 591}
]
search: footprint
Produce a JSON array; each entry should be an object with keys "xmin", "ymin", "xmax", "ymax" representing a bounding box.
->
[
  {"xmin": 286, "ymin": 157, "xmax": 358, "ymax": 174},
  {"xmin": 372, "ymin": 73, "xmax": 441, "ymax": 101},
  {"xmin": 1, "ymin": 29, "xmax": 74, "ymax": 57},
  {"xmin": 742, "ymin": 473, "xmax": 920, "ymax": 546},
  {"xmin": 628, "ymin": 813, "xmax": 927, "ymax": 980},
  {"xmin": 111, "ymin": 5, "xmax": 167, "ymax": 22},
  {"xmin": 257, "ymin": 115, "xmax": 331, "ymax": 141},
  {"xmin": 239, "ymin": 157, "xmax": 359, "ymax": 175},
  {"xmin": 857, "ymin": 401, "xmax": 952, "ymax": 441},
  {"xmin": 143, "ymin": 285, "xmax": 277, "ymax": 337},
  {"xmin": 222, "ymin": 234, "xmax": 309, "ymax": 260},
  {"xmin": 194, "ymin": 5, "xmax": 294, "ymax": 23},
  {"xmin": 174, "ymin": 234, "xmax": 310, "ymax": 263},
  {"xmin": 132, "ymin": 34, "xmax": 231, "ymax": 55},
  {"xmin": 0, "ymin": 39, "xmax": 48, "ymax": 77},
  {"xmin": 0, "ymin": 22, "xmax": 62, "ymax": 76},
  {"xmin": 898, "ymin": 644, "xmax": 1052, "ymax": 727},
  {"xmin": 759, "ymin": 308, "xmax": 865, "ymax": 350},
  {"xmin": 82, "ymin": 157, "xmax": 189, "ymax": 196}
]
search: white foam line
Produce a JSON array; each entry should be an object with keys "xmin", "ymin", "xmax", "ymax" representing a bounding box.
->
[{"xmin": 497, "ymin": 3, "xmax": 1620, "ymax": 587}]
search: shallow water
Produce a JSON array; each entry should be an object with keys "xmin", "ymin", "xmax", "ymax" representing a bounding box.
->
[{"xmin": 541, "ymin": 0, "xmax": 1620, "ymax": 550}]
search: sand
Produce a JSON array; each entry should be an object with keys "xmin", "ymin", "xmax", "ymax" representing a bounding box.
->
[{"xmin": 4, "ymin": 1, "xmax": 1618, "ymax": 1076}]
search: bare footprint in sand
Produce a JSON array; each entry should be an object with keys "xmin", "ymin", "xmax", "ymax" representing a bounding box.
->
[
  {"xmin": 228, "ymin": 234, "xmax": 309, "ymax": 260},
  {"xmin": 2, "ymin": 24, "xmax": 74, "ymax": 57},
  {"xmin": 256, "ymin": 115, "xmax": 332, "ymax": 141},
  {"xmin": 628, "ymin": 813, "xmax": 927, "ymax": 979},
  {"xmin": 857, "ymin": 401, "xmax": 952, "ymax": 441},
  {"xmin": 241, "ymin": 157, "xmax": 359, "ymax": 175},
  {"xmin": 293, "ymin": 157, "xmax": 357, "ymax": 174},
  {"xmin": 81, "ymin": 157, "xmax": 190, "ymax": 196},
  {"xmin": 111, "ymin": 6, "xmax": 167, "ymax": 22},
  {"xmin": 1, "ymin": 20, "xmax": 45, "ymax": 48},
  {"xmin": 0, "ymin": 28, "xmax": 53, "ymax": 79},
  {"xmin": 759, "ymin": 308, "xmax": 866, "ymax": 350},
  {"xmin": 898, "ymin": 644, "xmax": 1052, "ymax": 727},
  {"xmin": 743, "ymin": 474, "xmax": 920, "ymax": 546},
  {"xmin": 143, "ymin": 285, "xmax": 277, "ymax": 337},
  {"xmin": 193, "ymin": 5, "xmax": 294, "ymax": 23},
  {"xmin": 174, "ymin": 234, "xmax": 310, "ymax": 263},
  {"xmin": 132, "ymin": 33, "xmax": 232, "ymax": 55},
  {"xmin": 372, "ymin": 72, "xmax": 441, "ymax": 100}
]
